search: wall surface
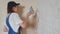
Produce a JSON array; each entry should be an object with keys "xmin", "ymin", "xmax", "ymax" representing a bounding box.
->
[{"xmin": 38, "ymin": 0, "xmax": 60, "ymax": 34}]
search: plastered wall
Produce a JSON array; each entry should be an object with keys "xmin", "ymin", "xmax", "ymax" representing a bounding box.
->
[{"xmin": 38, "ymin": 0, "xmax": 60, "ymax": 34}]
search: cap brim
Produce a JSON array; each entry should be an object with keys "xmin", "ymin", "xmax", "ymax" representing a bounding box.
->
[{"xmin": 16, "ymin": 3, "xmax": 20, "ymax": 5}]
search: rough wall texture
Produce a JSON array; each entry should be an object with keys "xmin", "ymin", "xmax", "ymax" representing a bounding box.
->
[{"xmin": 38, "ymin": 0, "xmax": 60, "ymax": 34}]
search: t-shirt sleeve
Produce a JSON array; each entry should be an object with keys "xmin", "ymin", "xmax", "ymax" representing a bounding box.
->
[{"xmin": 12, "ymin": 13, "xmax": 23, "ymax": 25}]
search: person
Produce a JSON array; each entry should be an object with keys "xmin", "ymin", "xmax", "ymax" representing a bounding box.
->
[{"xmin": 3, "ymin": 1, "xmax": 30, "ymax": 34}]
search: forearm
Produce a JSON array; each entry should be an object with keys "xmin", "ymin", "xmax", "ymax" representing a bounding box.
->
[
  {"xmin": 20, "ymin": 12, "xmax": 31, "ymax": 28},
  {"xmin": 21, "ymin": 18, "xmax": 29, "ymax": 28}
]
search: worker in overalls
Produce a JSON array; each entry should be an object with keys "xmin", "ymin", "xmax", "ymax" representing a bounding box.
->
[{"xmin": 3, "ymin": 1, "xmax": 30, "ymax": 34}]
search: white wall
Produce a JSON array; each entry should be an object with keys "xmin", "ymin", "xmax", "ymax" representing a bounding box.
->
[{"xmin": 38, "ymin": 0, "xmax": 60, "ymax": 34}]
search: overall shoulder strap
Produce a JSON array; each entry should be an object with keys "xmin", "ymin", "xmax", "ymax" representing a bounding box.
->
[
  {"xmin": 6, "ymin": 14, "xmax": 12, "ymax": 30},
  {"xmin": 6, "ymin": 14, "xmax": 18, "ymax": 34}
]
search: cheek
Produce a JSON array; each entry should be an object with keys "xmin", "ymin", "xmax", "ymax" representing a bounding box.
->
[{"xmin": 15, "ymin": 8, "xmax": 18, "ymax": 11}]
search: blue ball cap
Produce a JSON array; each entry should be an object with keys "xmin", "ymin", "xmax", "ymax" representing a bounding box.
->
[{"xmin": 8, "ymin": 1, "xmax": 20, "ymax": 8}]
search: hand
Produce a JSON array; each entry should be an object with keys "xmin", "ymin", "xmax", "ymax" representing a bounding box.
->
[{"xmin": 3, "ymin": 26, "xmax": 8, "ymax": 32}]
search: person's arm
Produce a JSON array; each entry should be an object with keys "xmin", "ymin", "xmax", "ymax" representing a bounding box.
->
[
  {"xmin": 20, "ymin": 18, "xmax": 29, "ymax": 28},
  {"xmin": 20, "ymin": 12, "xmax": 31, "ymax": 28},
  {"xmin": 3, "ymin": 25, "xmax": 8, "ymax": 32},
  {"xmin": 13, "ymin": 13, "xmax": 31, "ymax": 28}
]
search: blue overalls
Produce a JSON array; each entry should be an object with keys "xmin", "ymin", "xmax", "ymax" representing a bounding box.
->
[{"xmin": 6, "ymin": 14, "xmax": 18, "ymax": 34}]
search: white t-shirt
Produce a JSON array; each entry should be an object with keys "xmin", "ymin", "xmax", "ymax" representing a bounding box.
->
[{"xmin": 4, "ymin": 13, "xmax": 23, "ymax": 33}]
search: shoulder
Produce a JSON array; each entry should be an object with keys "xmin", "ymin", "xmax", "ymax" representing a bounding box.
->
[
  {"xmin": 11, "ymin": 13, "xmax": 19, "ymax": 16},
  {"xmin": 9, "ymin": 12, "xmax": 20, "ymax": 18},
  {"xmin": 9, "ymin": 13, "xmax": 20, "ymax": 21},
  {"xmin": 9, "ymin": 13, "xmax": 23, "ymax": 25}
]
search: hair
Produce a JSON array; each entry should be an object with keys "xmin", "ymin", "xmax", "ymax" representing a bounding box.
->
[{"xmin": 7, "ymin": 5, "xmax": 14, "ymax": 14}]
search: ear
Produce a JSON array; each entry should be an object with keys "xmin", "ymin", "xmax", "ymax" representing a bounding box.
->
[
  {"xmin": 12, "ymin": 6, "xmax": 17, "ymax": 12},
  {"xmin": 12, "ymin": 7, "xmax": 15, "ymax": 10},
  {"xmin": 12, "ymin": 7, "xmax": 14, "ymax": 11}
]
